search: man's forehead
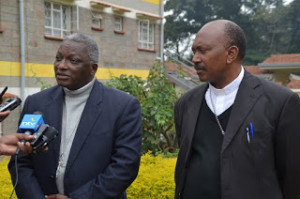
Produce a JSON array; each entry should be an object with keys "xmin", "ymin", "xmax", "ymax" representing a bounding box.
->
[
  {"xmin": 58, "ymin": 40, "xmax": 87, "ymax": 53},
  {"xmin": 192, "ymin": 23, "xmax": 226, "ymax": 47}
]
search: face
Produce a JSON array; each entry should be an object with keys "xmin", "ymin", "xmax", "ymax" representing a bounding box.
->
[
  {"xmin": 54, "ymin": 40, "xmax": 97, "ymax": 90},
  {"xmin": 192, "ymin": 22, "xmax": 233, "ymax": 88}
]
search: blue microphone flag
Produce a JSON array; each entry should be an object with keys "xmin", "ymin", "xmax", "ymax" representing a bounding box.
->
[{"xmin": 19, "ymin": 114, "xmax": 45, "ymax": 133}]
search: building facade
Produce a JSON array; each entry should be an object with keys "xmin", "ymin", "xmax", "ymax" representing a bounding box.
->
[{"xmin": 0, "ymin": 0, "xmax": 163, "ymax": 134}]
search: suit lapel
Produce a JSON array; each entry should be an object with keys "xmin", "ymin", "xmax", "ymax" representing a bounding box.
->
[
  {"xmin": 183, "ymin": 84, "xmax": 208, "ymax": 163},
  {"xmin": 65, "ymin": 81, "xmax": 103, "ymax": 172},
  {"xmin": 47, "ymin": 86, "xmax": 64, "ymax": 166},
  {"xmin": 221, "ymin": 71, "xmax": 263, "ymax": 153}
]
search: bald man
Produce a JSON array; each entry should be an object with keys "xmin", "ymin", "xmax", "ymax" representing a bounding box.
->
[{"xmin": 174, "ymin": 19, "xmax": 300, "ymax": 199}]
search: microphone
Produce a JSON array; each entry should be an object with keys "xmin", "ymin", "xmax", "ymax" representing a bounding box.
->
[
  {"xmin": 30, "ymin": 124, "xmax": 58, "ymax": 153},
  {"xmin": 15, "ymin": 113, "xmax": 45, "ymax": 155}
]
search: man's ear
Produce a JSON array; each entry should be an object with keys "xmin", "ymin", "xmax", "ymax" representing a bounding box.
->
[
  {"xmin": 91, "ymin": 63, "xmax": 98, "ymax": 76},
  {"xmin": 226, "ymin": 46, "xmax": 239, "ymax": 64}
]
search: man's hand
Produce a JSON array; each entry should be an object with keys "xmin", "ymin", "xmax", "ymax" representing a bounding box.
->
[
  {"xmin": 0, "ymin": 133, "xmax": 34, "ymax": 155},
  {"xmin": 0, "ymin": 110, "xmax": 10, "ymax": 122},
  {"xmin": 46, "ymin": 194, "xmax": 69, "ymax": 199}
]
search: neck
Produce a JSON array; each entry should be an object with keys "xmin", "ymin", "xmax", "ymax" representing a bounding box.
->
[{"xmin": 211, "ymin": 64, "xmax": 242, "ymax": 89}]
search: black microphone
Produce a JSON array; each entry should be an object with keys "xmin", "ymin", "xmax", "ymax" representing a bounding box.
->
[{"xmin": 30, "ymin": 124, "xmax": 58, "ymax": 153}]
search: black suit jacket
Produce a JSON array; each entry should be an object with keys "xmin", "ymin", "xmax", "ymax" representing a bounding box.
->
[
  {"xmin": 9, "ymin": 80, "xmax": 142, "ymax": 199},
  {"xmin": 174, "ymin": 71, "xmax": 300, "ymax": 199}
]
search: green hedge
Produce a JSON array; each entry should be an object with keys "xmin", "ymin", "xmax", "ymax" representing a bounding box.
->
[
  {"xmin": 0, "ymin": 153, "xmax": 176, "ymax": 198},
  {"xmin": 127, "ymin": 152, "xmax": 176, "ymax": 198},
  {"xmin": 0, "ymin": 157, "xmax": 17, "ymax": 198}
]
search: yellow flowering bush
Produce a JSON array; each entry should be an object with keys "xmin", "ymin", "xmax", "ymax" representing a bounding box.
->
[
  {"xmin": 127, "ymin": 152, "xmax": 177, "ymax": 198},
  {"xmin": 0, "ymin": 153, "xmax": 176, "ymax": 199},
  {"xmin": 0, "ymin": 157, "xmax": 17, "ymax": 199}
]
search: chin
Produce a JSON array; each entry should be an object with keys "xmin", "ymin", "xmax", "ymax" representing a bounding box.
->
[
  {"xmin": 198, "ymin": 76, "xmax": 208, "ymax": 82},
  {"xmin": 57, "ymin": 81, "xmax": 69, "ymax": 88}
]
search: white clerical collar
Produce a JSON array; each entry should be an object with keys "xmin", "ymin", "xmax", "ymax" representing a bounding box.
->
[
  {"xmin": 209, "ymin": 66, "xmax": 244, "ymax": 95},
  {"xmin": 206, "ymin": 66, "xmax": 244, "ymax": 116}
]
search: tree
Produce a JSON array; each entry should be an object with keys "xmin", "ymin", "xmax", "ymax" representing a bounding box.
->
[
  {"xmin": 164, "ymin": 0, "xmax": 298, "ymax": 65},
  {"xmin": 106, "ymin": 62, "xmax": 179, "ymax": 154},
  {"xmin": 286, "ymin": 0, "xmax": 300, "ymax": 53}
]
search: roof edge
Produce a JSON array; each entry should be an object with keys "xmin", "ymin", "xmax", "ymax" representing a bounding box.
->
[{"xmin": 258, "ymin": 62, "xmax": 300, "ymax": 69}]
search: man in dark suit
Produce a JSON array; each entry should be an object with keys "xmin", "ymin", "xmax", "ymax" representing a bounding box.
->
[
  {"xmin": 174, "ymin": 19, "xmax": 300, "ymax": 199},
  {"xmin": 9, "ymin": 33, "xmax": 142, "ymax": 199}
]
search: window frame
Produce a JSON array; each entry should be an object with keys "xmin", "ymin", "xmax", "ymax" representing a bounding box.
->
[
  {"xmin": 44, "ymin": 1, "xmax": 71, "ymax": 39},
  {"xmin": 138, "ymin": 19, "xmax": 155, "ymax": 51},
  {"xmin": 91, "ymin": 10, "xmax": 104, "ymax": 31},
  {"xmin": 114, "ymin": 16, "xmax": 123, "ymax": 31}
]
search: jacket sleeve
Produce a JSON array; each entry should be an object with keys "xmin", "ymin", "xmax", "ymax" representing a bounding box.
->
[
  {"xmin": 174, "ymin": 99, "xmax": 182, "ymax": 147},
  {"xmin": 275, "ymin": 92, "xmax": 300, "ymax": 199},
  {"xmin": 8, "ymin": 96, "xmax": 45, "ymax": 199},
  {"xmin": 69, "ymin": 97, "xmax": 142, "ymax": 199}
]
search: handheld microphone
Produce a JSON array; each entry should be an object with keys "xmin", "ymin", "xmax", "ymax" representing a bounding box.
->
[
  {"xmin": 15, "ymin": 113, "xmax": 45, "ymax": 155},
  {"xmin": 30, "ymin": 124, "xmax": 58, "ymax": 153}
]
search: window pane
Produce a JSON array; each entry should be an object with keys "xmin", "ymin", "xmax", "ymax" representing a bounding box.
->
[
  {"xmin": 53, "ymin": 29, "xmax": 61, "ymax": 37},
  {"xmin": 92, "ymin": 19, "xmax": 100, "ymax": 27},
  {"xmin": 149, "ymin": 25, "xmax": 154, "ymax": 43},
  {"xmin": 115, "ymin": 24, "xmax": 121, "ymax": 31},
  {"xmin": 53, "ymin": 4, "xmax": 60, "ymax": 10},
  {"xmin": 53, "ymin": 11, "xmax": 61, "ymax": 28},
  {"xmin": 44, "ymin": 3, "xmax": 51, "ymax": 17},
  {"xmin": 45, "ymin": 27, "xmax": 52, "ymax": 36},
  {"xmin": 115, "ymin": 17, "xmax": 121, "ymax": 23},
  {"xmin": 45, "ymin": 18, "xmax": 51, "ymax": 26},
  {"xmin": 62, "ymin": 7, "xmax": 67, "ymax": 29},
  {"xmin": 63, "ymin": 31, "xmax": 68, "ymax": 38}
]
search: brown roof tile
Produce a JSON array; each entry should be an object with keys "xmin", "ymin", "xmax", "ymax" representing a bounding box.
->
[
  {"xmin": 165, "ymin": 61, "xmax": 197, "ymax": 77},
  {"xmin": 263, "ymin": 54, "xmax": 300, "ymax": 63},
  {"xmin": 287, "ymin": 78, "xmax": 300, "ymax": 89},
  {"xmin": 244, "ymin": 65, "xmax": 272, "ymax": 75}
]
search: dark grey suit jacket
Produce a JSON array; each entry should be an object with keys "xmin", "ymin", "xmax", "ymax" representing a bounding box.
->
[
  {"xmin": 9, "ymin": 80, "xmax": 142, "ymax": 199},
  {"xmin": 174, "ymin": 71, "xmax": 300, "ymax": 199}
]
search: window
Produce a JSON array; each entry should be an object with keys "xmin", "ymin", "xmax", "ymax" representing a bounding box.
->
[
  {"xmin": 138, "ymin": 20, "xmax": 154, "ymax": 50},
  {"xmin": 44, "ymin": 2, "xmax": 71, "ymax": 38},
  {"xmin": 114, "ymin": 16, "xmax": 123, "ymax": 31},
  {"xmin": 91, "ymin": 11, "xmax": 103, "ymax": 30}
]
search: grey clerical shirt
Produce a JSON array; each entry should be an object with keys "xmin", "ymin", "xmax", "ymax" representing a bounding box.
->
[{"xmin": 56, "ymin": 78, "xmax": 96, "ymax": 194}]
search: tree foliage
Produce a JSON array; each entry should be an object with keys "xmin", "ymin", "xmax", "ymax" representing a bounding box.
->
[
  {"xmin": 106, "ymin": 62, "xmax": 178, "ymax": 154},
  {"xmin": 164, "ymin": 0, "xmax": 300, "ymax": 65}
]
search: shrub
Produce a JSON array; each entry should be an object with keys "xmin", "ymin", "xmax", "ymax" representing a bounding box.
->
[
  {"xmin": 0, "ymin": 157, "xmax": 17, "ymax": 198},
  {"xmin": 127, "ymin": 152, "xmax": 176, "ymax": 198},
  {"xmin": 107, "ymin": 62, "xmax": 179, "ymax": 154}
]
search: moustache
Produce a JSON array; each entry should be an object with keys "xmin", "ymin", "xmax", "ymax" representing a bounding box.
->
[{"xmin": 194, "ymin": 64, "xmax": 206, "ymax": 71}]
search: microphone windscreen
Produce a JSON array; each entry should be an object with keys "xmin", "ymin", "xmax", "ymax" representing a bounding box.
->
[{"xmin": 43, "ymin": 126, "xmax": 58, "ymax": 140}]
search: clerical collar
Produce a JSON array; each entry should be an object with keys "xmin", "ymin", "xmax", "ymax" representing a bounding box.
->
[
  {"xmin": 209, "ymin": 66, "xmax": 244, "ymax": 95},
  {"xmin": 63, "ymin": 78, "xmax": 96, "ymax": 97},
  {"xmin": 205, "ymin": 66, "xmax": 244, "ymax": 116}
]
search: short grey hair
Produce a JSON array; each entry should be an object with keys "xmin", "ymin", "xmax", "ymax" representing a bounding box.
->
[{"xmin": 66, "ymin": 33, "xmax": 99, "ymax": 64}]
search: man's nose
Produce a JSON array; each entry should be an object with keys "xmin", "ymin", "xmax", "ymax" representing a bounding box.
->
[
  {"xmin": 192, "ymin": 52, "xmax": 201, "ymax": 64},
  {"xmin": 56, "ymin": 59, "xmax": 67, "ymax": 69}
]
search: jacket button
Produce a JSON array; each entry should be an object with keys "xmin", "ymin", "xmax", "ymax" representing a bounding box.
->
[{"xmin": 50, "ymin": 175, "xmax": 55, "ymax": 179}]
